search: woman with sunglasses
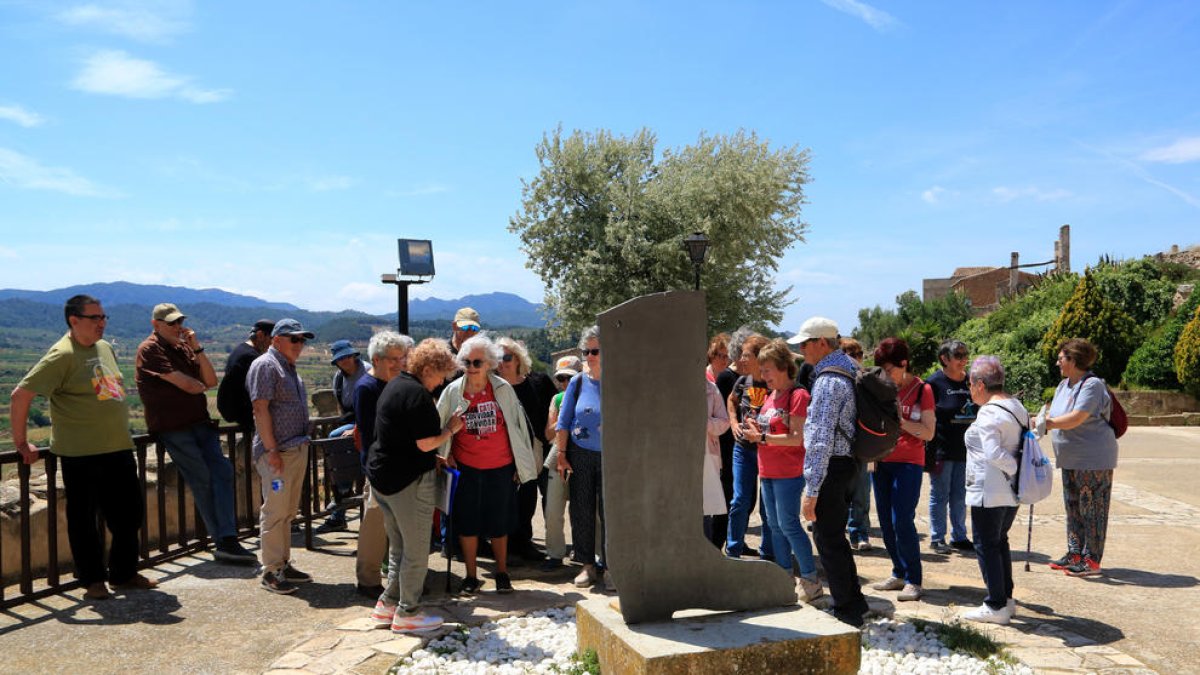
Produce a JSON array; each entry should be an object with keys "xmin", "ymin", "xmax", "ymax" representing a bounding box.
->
[
  {"xmin": 1040, "ymin": 338, "xmax": 1119, "ymax": 577},
  {"xmin": 436, "ymin": 334, "xmax": 539, "ymax": 595},
  {"xmin": 926, "ymin": 339, "xmax": 976, "ymax": 555},
  {"xmin": 555, "ymin": 326, "xmax": 612, "ymax": 590},
  {"xmin": 495, "ymin": 337, "xmax": 558, "ymax": 563}
]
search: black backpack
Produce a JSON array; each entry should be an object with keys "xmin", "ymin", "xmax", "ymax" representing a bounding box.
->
[{"xmin": 819, "ymin": 365, "xmax": 901, "ymax": 462}]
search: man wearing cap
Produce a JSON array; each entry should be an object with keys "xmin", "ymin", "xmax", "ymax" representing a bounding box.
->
[
  {"xmin": 10, "ymin": 294, "xmax": 156, "ymax": 600},
  {"xmin": 321, "ymin": 339, "xmax": 372, "ymax": 532},
  {"xmin": 248, "ymin": 318, "xmax": 316, "ymax": 594},
  {"xmin": 218, "ymin": 319, "xmax": 275, "ymax": 433},
  {"xmin": 451, "ymin": 307, "xmax": 482, "ymax": 354},
  {"xmin": 790, "ymin": 316, "xmax": 869, "ymax": 627},
  {"xmin": 136, "ymin": 303, "xmax": 256, "ymax": 564}
]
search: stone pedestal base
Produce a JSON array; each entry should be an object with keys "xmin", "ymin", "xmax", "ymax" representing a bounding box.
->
[{"xmin": 575, "ymin": 598, "xmax": 860, "ymax": 675}]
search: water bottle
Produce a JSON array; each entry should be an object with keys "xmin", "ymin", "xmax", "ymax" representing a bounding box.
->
[{"xmin": 271, "ymin": 478, "xmax": 283, "ymax": 493}]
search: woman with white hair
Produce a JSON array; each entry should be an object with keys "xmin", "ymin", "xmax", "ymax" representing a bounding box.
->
[
  {"xmin": 960, "ymin": 355, "xmax": 1026, "ymax": 625},
  {"xmin": 495, "ymin": 336, "xmax": 558, "ymax": 562},
  {"xmin": 437, "ymin": 334, "xmax": 538, "ymax": 595}
]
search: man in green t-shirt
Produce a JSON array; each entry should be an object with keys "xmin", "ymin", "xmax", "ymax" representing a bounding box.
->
[{"xmin": 10, "ymin": 294, "xmax": 157, "ymax": 600}]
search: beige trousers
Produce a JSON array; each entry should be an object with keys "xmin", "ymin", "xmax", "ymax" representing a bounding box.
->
[
  {"xmin": 355, "ymin": 483, "xmax": 388, "ymax": 587},
  {"xmin": 255, "ymin": 444, "xmax": 309, "ymax": 573}
]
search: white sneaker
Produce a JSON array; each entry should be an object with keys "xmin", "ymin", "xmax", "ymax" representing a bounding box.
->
[
  {"xmin": 871, "ymin": 576, "xmax": 905, "ymax": 591},
  {"xmin": 1007, "ymin": 598, "xmax": 1016, "ymax": 617},
  {"xmin": 391, "ymin": 611, "xmax": 443, "ymax": 634},
  {"xmin": 897, "ymin": 583, "xmax": 922, "ymax": 601},
  {"xmin": 573, "ymin": 565, "xmax": 596, "ymax": 588},
  {"xmin": 962, "ymin": 602, "xmax": 1011, "ymax": 625}
]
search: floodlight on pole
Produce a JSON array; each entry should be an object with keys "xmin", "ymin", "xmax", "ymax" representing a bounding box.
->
[
  {"xmin": 381, "ymin": 239, "xmax": 435, "ymax": 334},
  {"xmin": 683, "ymin": 231, "xmax": 709, "ymax": 291}
]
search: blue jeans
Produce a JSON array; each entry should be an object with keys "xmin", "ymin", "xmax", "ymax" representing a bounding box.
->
[
  {"xmin": 761, "ymin": 475, "xmax": 816, "ymax": 578},
  {"xmin": 159, "ymin": 422, "xmax": 237, "ymax": 540},
  {"xmin": 929, "ymin": 459, "xmax": 967, "ymax": 544},
  {"xmin": 847, "ymin": 465, "xmax": 872, "ymax": 543},
  {"xmin": 725, "ymin": 442, "xmax": 773, "ymax": 557},
  {"xmin": 873, "ymin": 461, "xmax": 923, "ymax": 586}
]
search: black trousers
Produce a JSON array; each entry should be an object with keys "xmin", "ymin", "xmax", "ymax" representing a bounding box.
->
[
  {"xmin": 512, "ymin": 477, "xmax": 540, "ymax": 550},
  {"xmin": 60, "ymin": 450, "xmax": 144, "ymax": 585},
  {"xmin": 812, "ymin": 456, "xmax": 869, "ymax": 626},
  {"xmin": 567, "ymin": 446, "xmax": 606, "ymax": 567},
  {"xmin": 971, "ymin": 505, "xmax": 1018, "ymax": 610}
]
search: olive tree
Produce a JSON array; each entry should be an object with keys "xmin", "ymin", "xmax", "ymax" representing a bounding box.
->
[{"xmin": 509, "ymin": 127, "xmax": 810, "ymax": 335}]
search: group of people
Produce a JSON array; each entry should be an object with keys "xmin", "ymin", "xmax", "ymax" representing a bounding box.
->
[
  {"xmin": 704, "ymin": 321, "xmax": 1121, "ymax": 627},
  {"xmin": 9, "ymin": 294, "xmax": 1120, "ymax": 634}
]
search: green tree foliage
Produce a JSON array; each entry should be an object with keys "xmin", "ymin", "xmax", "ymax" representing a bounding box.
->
[
  {"xmin": 1175, "ymin": 303, "xmax": 1200, "ymax": 397},
  {"xmin": 1040, "ymin": 270, "xmax": 1138, "ymax": 383},
  {"xmin": 1091, "ymin": 258, "xmax": 1177, "ymax": 331},
  {"xmin": 509, "ymin": 127, "xmax": 810, "ymax": 335},
  {"xmin": 1125, "ymin": 290, "xmax": 1200, "ymax": 389},
  {"xmin": 853, "ymin": 290, "xmax": 973, "ymax": 374}
]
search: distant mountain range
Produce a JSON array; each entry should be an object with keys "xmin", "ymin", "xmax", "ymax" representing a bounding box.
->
[{"xmin": 0, "ymin": 282, "xmax": 549, "ymax": 345}]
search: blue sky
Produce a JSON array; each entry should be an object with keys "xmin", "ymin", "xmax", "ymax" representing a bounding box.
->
[{"xmin": 2, "ymin": 0, "xmax": 1198, "ymax": 336}]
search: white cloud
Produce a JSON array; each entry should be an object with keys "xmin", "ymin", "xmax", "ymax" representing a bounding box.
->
[
  {"xmin": 0, "ymin": 104, "xmax": 44, "ymax": 128},
  {"xmin": 338, "ymin": 282, "xmax": 389, "ymax": 304},
  {"xmin": 1140, "ymin": 137, "xmax": 1200, "ymax": 164},
  {"xmin": 56, "ymin": 1, "xmax": 190, "ymax": 43},
  {"xmin": 386, "ymin": 183, "xmax": 450, "ymax": 197},
  {"xmin": 309, "ymin": 175, "xmax": 355, "ymax": 192},
  {"xmin": 0, "ymin": 147, "xmax": 118, "ymax": 197},
  {"xmin": 922, "ymin": 185, "xmax": 947, "ymax": 204},
  {"xmin": 991, "ymin": 185, "xmax": 1073, "ymax": 203},
  {"xmin": 71, "ymin": 50, "xmax": 231, "ymax": 103},
  {"xmin": 819, "ymin": 0, "xmax": 900, "ymax": 32}
]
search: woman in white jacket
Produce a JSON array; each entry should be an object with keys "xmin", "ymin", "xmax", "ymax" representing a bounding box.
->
[{"xmin": 961, "ymin": 355, "xmax": 1027, "ymax": 625}]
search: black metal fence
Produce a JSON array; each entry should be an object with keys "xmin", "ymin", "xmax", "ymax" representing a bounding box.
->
[{"xmin": 0, "ymin": 417, "xmax": 349, "ymax": 609}]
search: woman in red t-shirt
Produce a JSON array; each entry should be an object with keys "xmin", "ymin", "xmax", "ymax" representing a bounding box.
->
[
  {"xmin": 742, "ymin": 339, "xmax": 822, "ymax": 602},
  {"xmin": 869, "ymin": 338, "xmax": 935, "ymax": 602}
]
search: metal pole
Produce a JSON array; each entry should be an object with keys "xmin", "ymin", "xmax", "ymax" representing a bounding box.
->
[
  {"xmin": 693, "ymin": 265, "xmax": 701, "ymax": 291},
  {"xmin": 398, "ymin": 282, "xmax": 410, "ymax": 335}
]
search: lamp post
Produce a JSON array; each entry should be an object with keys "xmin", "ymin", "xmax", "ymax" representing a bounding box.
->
[
  {"xmin": 382, "ymin": 239, "xmax": 436, "ymax": 334},
  {"xmin": 683, "ymin": 231, "xmax": 710, "ymax": 291}
]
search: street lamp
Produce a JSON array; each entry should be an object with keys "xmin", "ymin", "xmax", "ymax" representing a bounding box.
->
[
  {"xmin": 682, "ymin": 231, "xmax": 709, "ymax": 291},
  {"xmin": 381, "ymin": 239, "xmax": 435, "ymax": 334}
]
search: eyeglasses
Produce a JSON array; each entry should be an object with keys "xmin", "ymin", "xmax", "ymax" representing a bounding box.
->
[
  {"xmin": 457, "ymin": 325, "xmax": 480, "ymax": 333},
  {"xmin": 584, "ymin": 348, "xmax": 601, "ymax": 356},
  {"xmin": 501, "ymin": 353, "xmax": 515, "ymax": 362},
  {"xmin": 465, "ymin": 358, "xmax": 486, "ymax": 368},
  {"xmin": 288, "ymin": 336, "xmax": 308, "ymax": 344},
  {"xmin": 75, "ymin": 313, "xmax": 109, "ymax": 321},
  {"xmin": 555, "ymin": 374, "xmax": 572, "ymax": 383}
]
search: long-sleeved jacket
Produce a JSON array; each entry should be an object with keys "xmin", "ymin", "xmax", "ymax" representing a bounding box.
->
[
  {"xmin": 964, "ymin": 398, "xmax": 1026, "ymax": 508},
  {"xmin": 436, "ymin": 373, "xmax": 539, "ymax": 484},
  {"xmin": 803, "ymin": 349, "xmax": 858, "ymax": 497}
]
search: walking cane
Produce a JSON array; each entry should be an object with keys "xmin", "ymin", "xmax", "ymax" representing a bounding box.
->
[{"xmin": 1024, "ymin": 503, "xmax": 1034, "ymax": 572}]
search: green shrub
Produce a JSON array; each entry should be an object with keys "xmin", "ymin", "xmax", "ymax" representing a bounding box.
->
[
  {"xmin": 1041, "ymin": 270, "xmax": 1138, "ymax": 383},
  {"xmin": 1093, "ymin": 257, "xmax": 1177, "ymax": 329},
  {"xmin": 1175, "ymin": 303, "xmax": 1200, "ymax": 398},
  {"xmin": 1126, "ymin": 290, "xmax": 1200, "ymax": 389}
]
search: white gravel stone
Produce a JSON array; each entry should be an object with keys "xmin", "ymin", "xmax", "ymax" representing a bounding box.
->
[{"xmin": 392, "ymin": 608, "xmax": 1033, "ymax": 674}]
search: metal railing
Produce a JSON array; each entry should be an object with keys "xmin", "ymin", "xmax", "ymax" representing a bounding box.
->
[{"xmin": 0, "ymin": 417, "xmax": 350, "ymax": 609}]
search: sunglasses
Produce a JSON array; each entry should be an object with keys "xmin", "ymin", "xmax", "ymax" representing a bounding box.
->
[
  {"xmin": 501, "ymin": 353, "xmax": 515, "ymax": 362},
  {"xmin": 583, "ymin": 348, "xmax": 601, "ymax": 356},
  {"xmin": 288, "ymin": 336, "xmax": 308, "ymax": 344},
  {"xmin": 75, "ymin": 313, "xmax": 109, "ymax": 321},
  {"xmin": 952, "ymin": 353, "xmax": 969, "ymax": 360},
  {"xmin": 555, "ymin": 374, "xmax": 572, "ymax": 383},
  {"xmin": 162, "ymin": 318, "xmax": 184, "ymax": 327},
  {"xmin": 465, "ymin": 358, "xmax": 487, "ymax": 368},
  {"xmin": 458, "ymin": 325, "xmax": 480, "ymax": 333}
]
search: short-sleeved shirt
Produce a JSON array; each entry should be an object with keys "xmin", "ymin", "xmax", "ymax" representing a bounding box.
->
[
  {"xmin": 884, "ymin": 378, "xmax": 934, "ymax": 466},
  {"xmin": 247, "ymin": 346, "xmax": 310, "ymax": 460},
  {"xmin": 755, "ymin": 387, "xmax": 811, "ymax": 479},
  {"xmin": 1049, "ymin": 374, "xmax": 1118, "ymax": 470},
  {"xmin": 135, "ymin": 332, "xmax": 210, "ymax": 434},
  {"xmin": 927, "ymin": 369, "xmax": 975, "ymax": 462},
  {"xmin": 18, "ymin": 333, "xmax": 133, "ymax": 457},
  {"xmin": 732, "ymin": 375, "xmax": 770, "ymax": 448},
  {"xmin": 368, "ymin": 372, "xmax": 441, "ymax": 495},
  {"xmin": 452, "ymin": 382, "xmax": 513, "ymax": 469}
]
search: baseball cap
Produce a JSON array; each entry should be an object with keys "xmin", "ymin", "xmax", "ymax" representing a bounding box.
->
[
  {"xmin": 250, "ymin": 319, "xmax": 276, "ymax": 337},
  {"xmin": 271, "ymin": 318, "xmax": 315, "ymax": 339},
  {"xmin": 786, "ymin": 317, "xmax": 840, "ymax": 345},
  {"xmin": 554, "ymin": 355, "xmax": 582, "ymax": 378},
  {"xmin": 329, "ymin": 339, "xmax": 359, "ymax": 364},
  {"xmin": 152, "ymin": 303, "xmax": 186, "ymax": 323},
  {"xmin": 454, "ymin": 307, "xmax": 481, "ymax": 329}
]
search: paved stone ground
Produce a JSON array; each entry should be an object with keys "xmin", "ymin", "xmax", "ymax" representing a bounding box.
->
[{"xmin": 1, "ymin": 426, "xmax": 1196, "ymax": 674}]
